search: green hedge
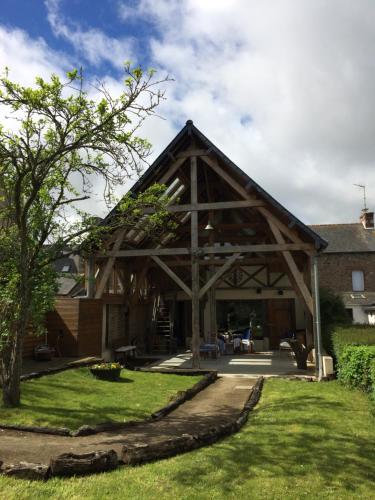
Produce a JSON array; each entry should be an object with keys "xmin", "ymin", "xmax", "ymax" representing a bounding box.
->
[
  {"xmin": 332, "ymin": 325, "xmax": 375, "ymax": 362},
  {"xmin": 337, "ymin": 345, "xmax": 375, "ymax": 392}
]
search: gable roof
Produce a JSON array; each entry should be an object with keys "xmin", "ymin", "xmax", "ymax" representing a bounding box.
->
[
  {"xmin": 104, "ymin": 120, "xmax": 327, "ymax": 251},
  {"xmin": 310, "ymin": 223, "xmax": 375, "ymax": 253}
]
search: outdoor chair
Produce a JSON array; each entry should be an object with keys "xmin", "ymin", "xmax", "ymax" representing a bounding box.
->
[
  {"xmin": 200, "ymin": 334, "xmax": 219, "ymax": 359},
  {"xmin": 278, "ymin": 331, "xmax": 296, "ymax": 357},
  {"xmin": 241, "ymin": 327, "xmax": 253, "ymax": 353}
]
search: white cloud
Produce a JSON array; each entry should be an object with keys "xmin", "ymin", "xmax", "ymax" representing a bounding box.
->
[
  {"xmin": 117, "ymin": 0, "xmax": 375, "ymax": 223},
  {"xmin": 2, "ymin": 1, "xmax": 375, "ymax": 224},
  {"xmin": 45, "ymin": 0, "xmax": 133, "ymax": 69},
  {"xmin": 0, "ymin": 26, "xmax": 68, "ymax": 84}
]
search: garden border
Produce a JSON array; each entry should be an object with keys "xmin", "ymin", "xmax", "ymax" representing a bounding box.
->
[
  {"xmin": 0, "ymin": 364, "xmax": 217, "ymax": 437},
  {"xmin": 1, "ymin": 376, "xmax": 264, "ymax": 480}
]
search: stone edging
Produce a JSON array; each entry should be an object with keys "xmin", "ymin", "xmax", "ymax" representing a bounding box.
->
[
  {"xmin": 122, "ymin": 377, "xmax": 264, "ymax": 466},
  {"xmin": 20, "ymin": 358, "xmax": 103, "ymax": 382},
  {"xmin": 0, "ymin": 376, "xmax": 264, "ymax": 480},
  {"xmin": 0, "ymin": 369, "xmax": 217, "ymax": 438}
]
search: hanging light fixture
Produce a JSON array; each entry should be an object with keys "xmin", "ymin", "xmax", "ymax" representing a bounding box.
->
[{"xmin": 204, "ymin": 220, "xmax": 215, "ymax": 231}]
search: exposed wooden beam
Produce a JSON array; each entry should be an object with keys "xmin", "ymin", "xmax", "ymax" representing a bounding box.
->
[
  {"xmin": 158, "ymin": 157, "xmax": 187, "ymax": 184},
  {"xmin": 190, "ymin": 156, "xmax": 200, "ymax": 368},
  {"xmin": 102, "ymin": 248, "xmax": 189, "ymax": 257},
  {"xmin": 130, "ymin": 260, "xmax": 150, "ymax": 305},
  {"xmin": 150, "ymin": 257, "xmax": 282, "ymax": 267},
  {"xmin": 201, "ymin": 243, "xmax": 312, "ymax": 254},
  {"xmin": 151, "ymin": 256, "xmax": 192, "ymax": 297},
  {"xmin": 201, "ymin": 155, "xmax": 250, "ymax": 199},
  {"xmin": 239, "ymin": 265, "xmax": 267, "ymax": 288},
  {"xmin": 95, "ymin": 229, "xmax": 126, "ymax": 299},
  {"xmin": 257, "ymin": 206, "xmax": 309, "ymax": 249},
  {"xmin": 86, "ymin": 257, "xmax": 95, "ymax": 298},
  {"xmin": 176, "ymin": 149, "xmax": 211, "ymax": 158},
  {"xmin": 268, "ymin": 220, "xmax": 313, "ymax": 314},
  {"xmin": 100, "ymin": 242, "xmax": 312, "ymax": 258},
  {"xmin": 201, "ymin": 154, "xmax": 315, "ymax": 253},
  {"xmin": 179, "ymin": 222, "xmax": 266, "ymax": 232},
  {"xmin": 199, "ymin": 253, "xmax": 241, "ymax": 299},
  {"xmin": 141, "ymin": 199, "xmax": 265, "ymax": 214}
]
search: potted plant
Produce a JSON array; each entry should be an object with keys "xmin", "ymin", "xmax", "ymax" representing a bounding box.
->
[
  {"xmin": 288, "ymin": 340, "xmax": 314, "ymax": 370},
  {"xmin": 90, "ymin": 362, "xmax": 122, "ymax": 381}
]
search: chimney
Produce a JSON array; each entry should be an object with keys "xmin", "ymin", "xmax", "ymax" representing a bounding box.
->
[{"xmin": 360, "ymin": 209, "xmax": 374, "ymax": 229}]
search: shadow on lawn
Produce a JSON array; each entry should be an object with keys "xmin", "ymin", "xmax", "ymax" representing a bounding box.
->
[
  {"xmin": 9, "ymin": 403, "xmax": 150, "ymax": 431},
  {"xmin": 1, "ymin": 373, "xmax": 149, "ymax": 429},
  {"xmin": 170, "ymin": 388, "xmax": 375, "ymax": 495}
]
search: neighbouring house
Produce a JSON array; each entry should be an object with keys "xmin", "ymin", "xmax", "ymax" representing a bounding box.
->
[
  {"xmin": 310, "ymin": 210, "xmax": 375, "ymax": 325},
  {"xmin": 54, "ymin": 252, "xmax": 85, "ymax": 297},
  {"xmin": 45, "ymin": 120, "xmax": 327, "ymax": 362}
]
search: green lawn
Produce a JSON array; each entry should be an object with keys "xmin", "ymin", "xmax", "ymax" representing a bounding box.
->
[
  {"xmin": 1, "ymin": 379, "xmax": 374, "ymax": 499},
  {"xmin": 0, "ymin": 368, "xmax": 202, "ymax": 430}
]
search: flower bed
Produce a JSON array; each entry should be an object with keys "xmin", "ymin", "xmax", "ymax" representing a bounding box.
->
[{"xmin": 90, "ymin": 362, "xmax": 122, "ymax": 381}]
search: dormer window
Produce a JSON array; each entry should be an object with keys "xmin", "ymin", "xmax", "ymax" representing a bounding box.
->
[{"xmin": 352, "ymin": 270, "xmax": 364, "ymax": 292}]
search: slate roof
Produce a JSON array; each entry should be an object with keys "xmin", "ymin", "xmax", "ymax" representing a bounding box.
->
[
  {"xmin": 309, "ymin": 223, "xmax": 375, "ymax": 253},
  {"xmin": 53, "ymin": 254, "xmax": 83, "ymax": 295}
]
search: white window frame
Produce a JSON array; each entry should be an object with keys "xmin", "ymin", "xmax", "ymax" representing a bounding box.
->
[{"xmin": 352, "ymin": 270, "xmax": 364, "ymax": 292}]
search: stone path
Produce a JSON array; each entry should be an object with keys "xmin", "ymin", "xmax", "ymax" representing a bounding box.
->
[{"xmin": 0, "ymin": 376, "xmax": 257, "ymax": 467}]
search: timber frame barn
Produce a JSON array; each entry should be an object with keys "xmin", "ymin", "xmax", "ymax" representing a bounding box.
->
[{"xmin": 48, "ymin": 120, "xmax": 327, "ymax": 370}]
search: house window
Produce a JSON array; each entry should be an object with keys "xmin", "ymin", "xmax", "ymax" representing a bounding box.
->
[{"xmin": 352, "ymin": 270, "xmax": 364, "ymax": 292}]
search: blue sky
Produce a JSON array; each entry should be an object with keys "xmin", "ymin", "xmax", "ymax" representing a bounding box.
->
[
  {"xmin": 0, "ymin": 0, "xmax": 156, "ymax": 75},
  {"xmin": 0, "ymin": 0, "xmax": 374, "ymax": 222}
]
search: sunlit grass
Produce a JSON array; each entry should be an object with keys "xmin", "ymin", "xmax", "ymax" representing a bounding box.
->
[
  {"xmin": 0, "ymin": 379, "xmax": 374, "ymax": 499},
  {"xmin": 0, "ymin": 368, "xmax": 201, "ymax": 430}
]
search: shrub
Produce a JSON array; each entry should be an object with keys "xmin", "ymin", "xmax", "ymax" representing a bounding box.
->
[
  {"xmin": 370, "ymin": 360, "xmax": 375, "ymax": 412},
  {"xmin": 319, "ymin": 288, "xmax": 351, "ymax": 356},
  {"xmin": 337, "ymin": 345, "xmax": 375, "ymax": 392},
  {"xmin": 332, "ymin": 325, "xmax": 375, "ymax": 362}
]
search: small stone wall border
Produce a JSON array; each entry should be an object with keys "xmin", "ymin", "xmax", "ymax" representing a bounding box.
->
[
  {"xmin": 0, "ymin": 376, "xmax": 264, "ymax": 480},
  {"xmin": 122, "ymin": 376, "xmax": 265, "ymax": 466},
  {"xmin": 20, "ymin": 358, "xmax": 103, "ymax": 382},
  {"xmin": 0, "ymin": 369, "xmax": 217, "ymax": 438},
  {"xmin": 268, "ymin": 375, "xmax": 334, "ymax": 382}
]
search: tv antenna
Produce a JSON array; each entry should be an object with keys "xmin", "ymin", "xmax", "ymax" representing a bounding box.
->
[{"xmin": 354, "ymin": 184, "xmax": 368, "ymax": 212}]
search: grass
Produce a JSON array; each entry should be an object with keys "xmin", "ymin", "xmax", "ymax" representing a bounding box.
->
[
  {"xmin": 1, "ymin": 378, "xmax": 374, "ymax": 499},
  {"xmin": 0, "ymin": 368, "xmax": 202, "ymax": 430}
]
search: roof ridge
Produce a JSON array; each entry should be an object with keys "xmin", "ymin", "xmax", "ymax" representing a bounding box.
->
[{"xmin": 309, "ymin": 223, "xmax": 360, "ymax": 227}]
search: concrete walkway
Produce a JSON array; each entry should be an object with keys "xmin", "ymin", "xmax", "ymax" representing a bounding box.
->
[
  {"xmin": 151, "ymin": 351, "xmax": 315, "ymax": 377},
  {"xmin": 0, "ymin": 376, "xmax": 256, "ymax": 467}
]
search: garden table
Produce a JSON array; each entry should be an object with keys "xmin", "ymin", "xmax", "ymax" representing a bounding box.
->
[{"xmin": 114, "ymin": 345, "xmax": 136, "ymax": 363}]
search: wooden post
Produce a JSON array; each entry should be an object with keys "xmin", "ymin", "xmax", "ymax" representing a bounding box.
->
[
  {"xmin": 207, "ymin": 206, "xmax": 216, "ymax": 342},
  {"xmin": 190, "ymin": 156, "xmax": 200, "ymax": 368},
  {"xmin": 86, "ymin": 256, "xmax": 95, "ymax": 298}
]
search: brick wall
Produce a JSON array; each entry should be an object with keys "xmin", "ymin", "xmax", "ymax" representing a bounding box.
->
[{"xmin": 317, "ymin": 252, "xmax": 375, "ymax": 292}]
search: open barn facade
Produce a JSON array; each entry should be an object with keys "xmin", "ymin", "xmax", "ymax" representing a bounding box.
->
[{"xmin": 46, "ymin": 121, "xmax": 326, "ymax": 369}]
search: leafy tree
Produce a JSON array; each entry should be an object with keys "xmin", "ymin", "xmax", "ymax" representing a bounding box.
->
[{"xmin": 0, "ymin": 65, "xmax": 173, "ymax": 406}]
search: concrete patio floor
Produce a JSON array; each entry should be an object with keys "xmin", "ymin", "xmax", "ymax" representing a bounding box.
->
[{"xmin": 150, "ymin": 350, "xmax": 316, "ymax": 378}]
